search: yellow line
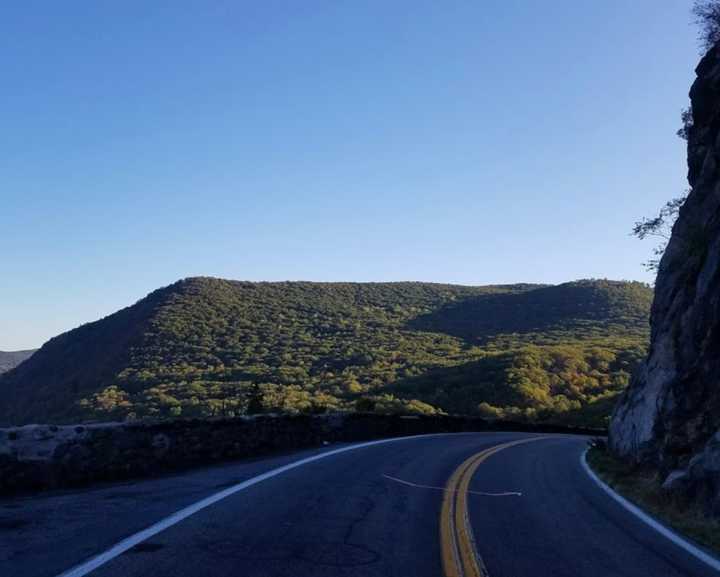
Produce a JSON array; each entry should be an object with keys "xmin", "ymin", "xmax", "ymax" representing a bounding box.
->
[{"xmin": 440, "ymin": 437, "xmax": 550, "ymax": 577}]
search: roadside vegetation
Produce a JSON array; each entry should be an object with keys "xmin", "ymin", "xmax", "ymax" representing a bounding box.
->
[{"xmin": 587, "ymin": 442, "xmax": 720, "ymax": 553}]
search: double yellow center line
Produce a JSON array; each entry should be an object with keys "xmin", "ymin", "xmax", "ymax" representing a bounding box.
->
[{"xmin": 440, "ymin": 437, "xmax": 548, "ymax": 577}]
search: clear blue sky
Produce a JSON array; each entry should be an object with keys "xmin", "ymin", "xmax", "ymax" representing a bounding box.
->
[{"xmin": 1, "ymin": 1, "xmax": 700, "ymax": 350}]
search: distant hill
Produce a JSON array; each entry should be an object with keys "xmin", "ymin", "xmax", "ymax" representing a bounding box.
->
[
  {"xmin": 0, "ymin": 350, "xmax": 36, "ymax": 374},
  {"xmin": 0, "ymin": 277, "xmax": 652, "ymax": 427}
]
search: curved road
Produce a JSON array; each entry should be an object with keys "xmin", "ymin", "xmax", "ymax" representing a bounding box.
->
[{"xmin": 1, "ymin": 433, "xmax": 717, "ymax": 577}]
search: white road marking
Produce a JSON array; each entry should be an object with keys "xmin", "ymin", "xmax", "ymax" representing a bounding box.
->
[
  {"xmin": 382, "ymin": 473, "xmax": 522, "ymax": 496},
  {"xmin": 55, "ymin": 433, "xmax": 457, "ymax": 577},
  {"xmin": 581, "ymin": 448, "xmax": 720, "ymax": 574}
]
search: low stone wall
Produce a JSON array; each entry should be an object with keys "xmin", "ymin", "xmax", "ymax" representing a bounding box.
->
[{"xmin": 0, "ymin": 413, "xmax": 601, "ymax": 494}]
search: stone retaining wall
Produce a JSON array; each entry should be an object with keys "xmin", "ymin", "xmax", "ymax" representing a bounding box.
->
[{"xmin": 0, "ymin": 413, "xmax": 600, "ymax": 494}]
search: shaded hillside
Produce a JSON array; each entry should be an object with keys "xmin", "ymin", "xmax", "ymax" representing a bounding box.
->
[
  {"xmin": 408, "ymin": 280, "xmax": 651, "ymax": 345},
  {"xmin": 0, "ymin": 285, "xmax": 181, "ymax": 425},
  {"xmin": 0, "ymin": 350, "xmax": 36, "ymax": 374},
  {"xmin": 0, "ymin": 277, "xmax": 652, "ymax": 427}
]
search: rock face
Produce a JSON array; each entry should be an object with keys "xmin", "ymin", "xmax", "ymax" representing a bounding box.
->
[{"xmin": 610, "ymin": 43, "xmax": 720, "ymax": 513}]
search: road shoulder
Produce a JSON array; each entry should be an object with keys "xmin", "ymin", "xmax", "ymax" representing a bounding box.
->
[{"xmin": 583, "ymin": 445, "xmax": 720, "ymax": 572}]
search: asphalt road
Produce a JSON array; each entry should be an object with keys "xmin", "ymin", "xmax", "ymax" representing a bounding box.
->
[{"xmin": 1, "ymin": 432, "xmax": 718, "ymax": 577}]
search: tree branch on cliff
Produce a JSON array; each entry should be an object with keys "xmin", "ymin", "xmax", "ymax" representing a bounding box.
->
[
  {"xmin": 632, "ymin": 195, "xmax": 687, "ymax": 272},
  {"xmin": 694, "ymin": 0, "xmax": 720, "ymax": 50}
]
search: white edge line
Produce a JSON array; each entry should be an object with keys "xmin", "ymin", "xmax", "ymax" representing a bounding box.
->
[
  {"xmin": 581, "ymin": 447, "xmax": 720, "ymax": 574},
  {"xmin": 56, "ymin": 433, "xmax": 453, "ymax": 577}
]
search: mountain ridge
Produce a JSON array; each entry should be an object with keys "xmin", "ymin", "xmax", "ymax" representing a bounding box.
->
[{"xmin": 0, "ymin": 276, "xmax": 652, "ymax": 427}]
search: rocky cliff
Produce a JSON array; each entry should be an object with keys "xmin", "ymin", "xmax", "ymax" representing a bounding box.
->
[{"xmin": 610, "ymin": 43, "xmax": 720, "ymax": 512}]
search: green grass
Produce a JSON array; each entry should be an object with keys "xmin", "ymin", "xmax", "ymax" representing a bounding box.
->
[{"xmin": 587, "ymin": 444, "xmax": 720, "ymax": 553}]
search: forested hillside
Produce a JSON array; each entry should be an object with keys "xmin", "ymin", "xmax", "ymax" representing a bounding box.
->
[
  {"xmin": 0, "ymin": 350, "xmax": 35, "ymax": 374},
  {"xmin": 0, "ymin": 277, "xmax": 652, "ymax": 427}
]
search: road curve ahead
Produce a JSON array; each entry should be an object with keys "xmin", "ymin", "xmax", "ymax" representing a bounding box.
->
[{"xmin": 3, "ymin": 432, "xmax": 718, "ymax": 577}]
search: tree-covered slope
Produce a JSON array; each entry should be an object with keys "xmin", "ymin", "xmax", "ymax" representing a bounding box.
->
[
  {"xmin": 0, "ymin": 350, "xmax": 36, "ymax": 374},
  {"xmin": 0, "ymin": 277, "xmax": 652, "ymax": 427}
]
